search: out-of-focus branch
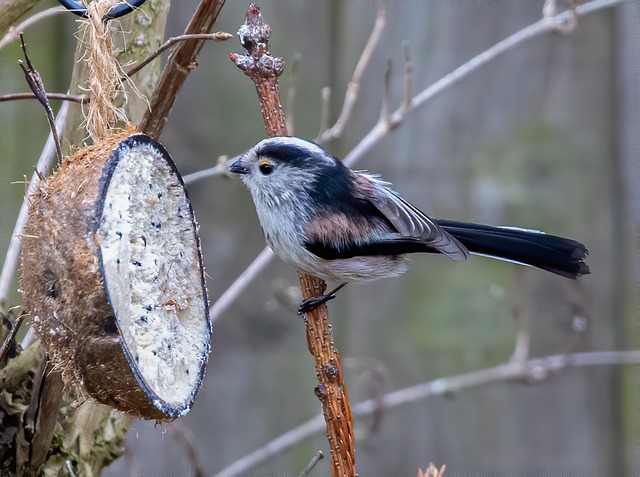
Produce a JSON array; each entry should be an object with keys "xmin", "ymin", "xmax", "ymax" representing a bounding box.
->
[
  {"xmin": 0, "ymin": 92, "xmax": 87, "ymax": 103},
  {"xmin": 182, "ymin": 155, "xmax": 231, "ymax": 184},
  {"xmin": 317, "ymin": 7, "xmax": 386, "ymax": 144},
  {"xmin": 212, "ymin": 350, "xmax": 640, "ymax": 477},
  {"xmin": 170, "ymin": 422, "xmax": 205, "ymax": 477},
  {"xmin": 0, "ymin": 6, "xmax": 65, "ymax": 51},
  {"xmin": 343, "ymin": 0, "xmax": 624, "ymax": 167},
  {"xmin": 124, "ymin": 32, "xmax": 232, "ymax": 79},
  {"xmin": 0, "ymin": 100, "xmax": 71, "ymax": 308},
  {"xmin": 298, "ymin": 451, "xmax": 324, "ymax": 477},
  {"xmin": 0, "ymin": 0, "xmax": 40, "ymax": 39},
  {"xmin": 201, "ymin": 0, "xmax": 622, "ymax": 326},
  {"xmin": 285, "ymin": 52, "xmax": 301, "ymax": 135},
  {"xmin": 138, "ymin": 0, "xmax": 226, "ymax": 137},
  {"xmin": 208, "ymin": 247, "xmax": 274, "ymax": 324},
  {"xmin": 229, "ymin": 5, "xmax": 356, "ymax": 477},
  {"xmin": 418, "ymin": 463, "xmax": 447, "ymax": 477}
]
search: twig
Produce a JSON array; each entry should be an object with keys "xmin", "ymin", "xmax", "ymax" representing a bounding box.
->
[
  {"xmin": 317, "ymin": 7, "xmax": 386, "ymax": 144},
  {"xmin": 124, "ymin": 32, "xmax": 232, "ymax": 79},
  {"xmin": 543, "ymin": 0, "xmax": 558, "ymax": 17},
  {"xmin": 380, "ymin": 59, "xmax": 392, "ymax": 126},
  {"xmin": 402, "ymin": 41, "xmax": 413, "ymax": 112},
  {"xmin": 138, "ymin": 0, "xmax": 227, "ymax": 138},
  {"xmin": 210, "ymin": 247, "xmax": 274, "ymax": 323},
  {"xmin": 171, "ymin": 422, "xmax": 205, "ymax": 477},
  {"xmin": 0, "ymin": 92, "xmax": 88, "ymax": 103},
  {"xmin": 212, "ymin": 350, "xmax": 640, "ymax": 477},
  {"xmin": 0, "ymin": 100, "xmax": 71, "ymax": 308},
  {"xmin": 18, "ymin": 34, "xmax": 62, "ymax": 164},
  {"xmin": 197, "ymin": 0, "xmax": 624, "ymax": 331},
  {"xmin": 230, "ymin": 5, "xmax": 356, "ymax": 477},
  {"xmin": 343, "ymin": 0, "xmax": 624, "ymax": 167},
  {"xmin": 315, "ymin": 86, "xmax": 331, "ymax": 141},
  {"xmin": 285, "ymin": 52, "xmax": 301, "ymax": 135},
  {"xmin": 509, "ymin": 310, "xmax": 531, "ymax": 365},
  {"xmin": 0, "ymin": 311, "xmax": 25, "ymax": 365},
  {"xmin": 183, "ymin": 155, "xmax": 231, "ymax": 185},
  {"xmin": 0, "ymin": 6, "xmax": 65, "ymax": 51},
  {"xmin": 298, "ymin": 451, "xmax": 324, "ymax": 477},
  {"xmin": 418, "ymin": 463, "xmax": 446, "ymax": 477}
]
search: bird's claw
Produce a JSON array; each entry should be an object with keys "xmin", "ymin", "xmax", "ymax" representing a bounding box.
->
[
  {"xmin": 297, "ymin": 282, "xmax": 347, "ymax": 315},
  {"xmin": 297, "ymin": 293, "xmax": 336, "ymax": 315}
]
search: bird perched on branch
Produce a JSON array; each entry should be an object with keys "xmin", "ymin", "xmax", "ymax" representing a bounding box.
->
[{"xmin": 229, "ymin": 136, "xmax": 589, "ymax": 314}]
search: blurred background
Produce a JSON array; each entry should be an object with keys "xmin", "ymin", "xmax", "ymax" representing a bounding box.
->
[{"xmin": 0, "ymin": 1, "xmax": 638, "ymax": 475}]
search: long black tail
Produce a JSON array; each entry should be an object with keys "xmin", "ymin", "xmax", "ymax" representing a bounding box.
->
[{"xmin": 436, "ymin": 219, "xmax": 590, "ymax": 279}]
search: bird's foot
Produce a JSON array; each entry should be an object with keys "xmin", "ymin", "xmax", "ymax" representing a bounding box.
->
[{"xmin": 297, "ymin": 282, "xmax": 347, "ymax": 315}]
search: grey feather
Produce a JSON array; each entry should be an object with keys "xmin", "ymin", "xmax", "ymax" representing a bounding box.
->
[{"xmin": 360, "ymin": 172, "xmax": 469, "ymax": 262}]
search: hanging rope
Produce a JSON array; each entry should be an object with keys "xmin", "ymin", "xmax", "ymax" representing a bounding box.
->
[{"xmin": 80, "ymin": 0, "xmax": 128, "ymax": 140}]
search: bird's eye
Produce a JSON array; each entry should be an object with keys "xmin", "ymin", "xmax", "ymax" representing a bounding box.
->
[{"xmin": 259, "ymin": 161, "xmax": 274, "ymax": 175}]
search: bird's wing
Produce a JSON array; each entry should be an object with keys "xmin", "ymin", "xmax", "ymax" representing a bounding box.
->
[
  {"xmin": 302, "ymin": 172, "xmax": 469, "ymax": 262},
  {"xmin": 357, "ymin": 172, "xmax": 469, "ymax": 262}
]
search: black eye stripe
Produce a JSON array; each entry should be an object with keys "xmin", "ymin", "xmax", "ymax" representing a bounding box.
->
[{"xmin": 257, "ymin": 144, "xmax": 309, "ymax": 164}]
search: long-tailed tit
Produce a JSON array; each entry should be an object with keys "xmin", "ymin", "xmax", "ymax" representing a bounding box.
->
[{"xmin": 229, "ymin": 137, "xmax": 589, "ymax": 313}]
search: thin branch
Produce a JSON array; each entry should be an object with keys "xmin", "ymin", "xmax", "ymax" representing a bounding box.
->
[
  {"xmin": 509, "ymin": 309, "xmax": 531, "ymax": 365},
  {"xmin": 138, "ymin": 0, "xmax": 227, "ymax": 138},
  {"xmin": 315, "ymin": 86, "xmax": 331, "ymax": 141},
  {"xmin": 343, "ymin": 0, "xmax": 624, "ymax": 167},
  {"xmin": 402, "ymin": 41, "xmax": 413, "ymax": 112},
  {"xmin": 418, "ymin": 463, "xmax": 447, "ymax": 477},
  {"xmin": 183, "ymin": 155, "xmax": 231, "ymax": 185},
  {"xmin": 212, "ymin": 350, "xmax": 640, "ymax": 477},
  {"xmin": 0, "ymin": 92, "xmax": 88, "ymax": 103},
  {"xmin": 0, "ymin": 312, "xmax": 25, "ymax": 365},
  {"xmin": 317, "ymin": 7, "xmax": 386, "ymax": 144},
  {"xmin": 18, "ymin": 34, "xmax": 62, "ymax": 164},
  {"xmin": 210, "ymin": 247, "xmax": 274, "ymax": 323},
  {"xmin": 380, "ymin": 59, "xmax": 392, "ymax": 125},
  {"xmin": 298, "ymin": 451, "xmax": 324, "ymax": 477},
  {"xmin": 124, "ymin": 32, "xmax": 232, "ymax": 79},
  {"xmin": 285, "ymin": 52, "xmax": 301, "ymax": 135},
  {"xmin": 171, "ymin": 422, "xmax": 205, "ymax": 477},
  {"xmin": 199, "ymin": 0, "xmax": 624, "ymax": 329},
  {"xmin": 0, "ymin": 100, "xmax": 71, "ymax": 308},
  {"xmin": 0, "ymin": 6, "xmax": 65, "ymax": 51}
]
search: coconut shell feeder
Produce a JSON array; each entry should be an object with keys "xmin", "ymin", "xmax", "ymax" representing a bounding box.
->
[{"xmin": 20, "ymin": 128, "xmax": 211, "ymax": 420}]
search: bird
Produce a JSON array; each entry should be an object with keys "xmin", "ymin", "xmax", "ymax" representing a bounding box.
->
[{"xmin": 229, "ymin": 136, "xmax": 589, "ymax": 314}]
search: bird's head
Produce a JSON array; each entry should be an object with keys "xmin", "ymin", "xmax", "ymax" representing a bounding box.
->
[{"xmin": 229, "ymin": 137, "xmax": 344, "ymax": 206}]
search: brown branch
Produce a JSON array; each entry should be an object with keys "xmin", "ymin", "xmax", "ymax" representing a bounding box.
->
[
  {"xmin": 230, "ymin": 5, "xmax": 356, "ymax": 477},
  {"xmin": 124, "ymin": 32, "xmax": 232, "ymax": 79},
  {"xmin": 0, "ymin": 311, "xmax": 24, "ymax": 366},
  {"xmin": 18, "ymin": 34, "xmax": 62, "ymax": 165},
  {"xmin": 138, "ymin": 0, "xmax": 227, "ymax": 138}
]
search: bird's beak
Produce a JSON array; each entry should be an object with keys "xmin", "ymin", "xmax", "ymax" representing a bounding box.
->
[{"xmin": 228, "ymin": 157, "xmax": 249, "ymax": 175}]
